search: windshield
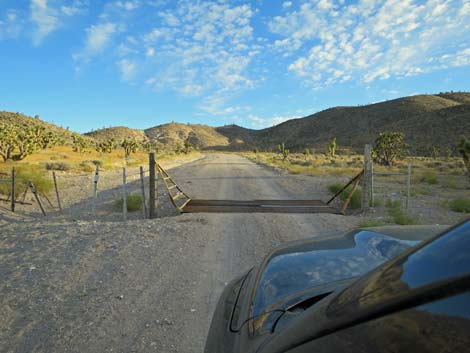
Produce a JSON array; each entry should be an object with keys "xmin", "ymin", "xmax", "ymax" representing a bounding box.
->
[{"xmin": 252, "ymin": 231, "xmax": 419, "ymax": 316}]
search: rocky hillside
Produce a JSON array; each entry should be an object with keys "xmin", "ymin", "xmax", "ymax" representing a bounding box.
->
[
  {"xmin": 84, "ymin": 126, "xmax": 146, "ymax": 142},
  {"xmin": 139, "ymin": 92, "xmax": 469, "ymax": 154},
  {"xmin": 2, "ymin": 92, "xmax": 469, "ymax": 155},
  {"xmin": 0, "ymin": 111, "xmax": 75, "ymax": 142},
  {"xmin": 144, "ymin": 123, "xmax": 229, "ymax": 149},
  {"xmin": 253, "ymin": 93, "xmax": 470, "ymax": 154}
]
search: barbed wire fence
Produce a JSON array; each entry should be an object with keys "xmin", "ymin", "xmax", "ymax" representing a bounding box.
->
[{"xmin": 0, "ymin": 151, "xmax": 182, "ymax": 221}]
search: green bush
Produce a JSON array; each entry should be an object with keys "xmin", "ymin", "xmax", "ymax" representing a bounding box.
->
[
  {"xmin": 449, "ymin": 197, "xmax": 470, "ymax": 213},
  {"xmin": 420, "ymin": 171, "xmax": 438, "ymax": 185},
  {"xmin": 79, "ymin": 161, "xmax": 95, "ymax": 172},
  {"xmin": 358, "ymin": 219, "xmax": 387, "ymax": 228},
  {"xmin": 0, "ymin": 165, "xmax": 53, "ymax": 196},
  {"xmin": 117, "ymin": 193, "xmax": 142, "ymax": 212},
  {"xmin": 44, "ymin": 161, "xmax": 71, "ymax": 171},
  {"xmin": 386, "ymin": 200, "xmax": 418, "ymax": 225},
  {"xmin": 91, "ymin": 160, "xmax": 103, "ymax": 167},
  {"xmin": 327, "ymin": 182, "xmax": 362, "ymax": 209}
]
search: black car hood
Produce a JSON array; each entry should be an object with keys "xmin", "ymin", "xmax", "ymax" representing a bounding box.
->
[{"xmin": 251, "ymin": 230, "xmax": 420, "ymax": 318}]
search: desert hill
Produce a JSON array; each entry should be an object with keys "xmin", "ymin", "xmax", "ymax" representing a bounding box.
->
[
  {"xmin": 2, "ymin": 92, "xmax": 469, "ymax": 155},
  {"xmin": 84, "ymin": 126, "xmax": 146, "ymax": 142},
  {"xmin": 144, "ymin": 123, "xmax": 229, "ymax": 149},
  {"xmin": 0, "ymin": 111, "xmax": 76, "ymax": 142},
  {"xmin": 252, "ymin": 93, "xmax": 470, "ymax": 153}
]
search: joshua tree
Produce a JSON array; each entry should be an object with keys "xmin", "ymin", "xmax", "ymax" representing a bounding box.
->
[
  {"xmin": 458, "ymin": 137, "xmax": 470, "ymax": 176},
  {"xmin": 327, "ymin": 138, "xmax": 337, "ymax": 157},
  {"xmin": 71, "ymin": 133, "xmax": 88, "ymax": 153},
  {"xmin": 96, "ymin": 138, "xmax": 116, "ymax": 153},
  {"xmin": 121, "ymin": 138, "xmax": 138, "ymax": 158},
  {"xmin": 142, "ymin": 139, "xmax": 158, "ymax": 153},
  {"xmin": 278, "ymin": 142, "xmax": 290, "ymax": 160},
  {"xmin": 373, "ymin": 132, "xmax": 408, "ymax": 166},
  {"xmin": 431, "ymin": 146, "xmax": 441, "ymax": 159},
  {"xmin": 0, "ymin": 123, "xmax": 16, "ymax": 161}
]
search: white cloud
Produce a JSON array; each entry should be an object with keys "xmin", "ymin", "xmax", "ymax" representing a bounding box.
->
[
  {"xmin": 115, "ymin": 1, "xmax": 140, "ymax": 11},
  {"xmin": 248, "ymin": 114, "xmax": 296, "ymax": 128},
  {"xmin": 76, "ymin": 22, "xmax": 118, "ymax": 60},
  {"xmin": 0, "ymin": 9, "xmax": 23, "ymax": 40},
  {"xmin": 28, "ymin": 0, "xmax": 87, "ymax": 44},
  {"xmin": 61, "ymin": 1, "xmax": 87, "ymax": 16},
  {"xmin": 159, "ymin": 11, "xmax": 180, "ymax": 26},
  {"xmin": 118, "ymin": 59, "xmax": 136, "ymax": 80},
  {"xmin": 180, "ymin": 84, "xmax": 203, "ymax": 96},
  {"xmin": 140, "ymin": 1, "xmax": 257, "ymax": 95},
  {"xmin": 282, "ymin": 1, "xmax": 292, "ymax": 8},
  {"xmin": 198, "ymin": 95, "xmax": 246, "ymax": 116},
  {"xmin": 30, "ymin": 0, "xmax": 60, "ymax": 45},
  {"xmin": 270, "ymin": 0, "xmax": 470, "ymax": 87},
  {"xmin": 146, "ymin": 47, "xmax": 155, "ymax": 57}
]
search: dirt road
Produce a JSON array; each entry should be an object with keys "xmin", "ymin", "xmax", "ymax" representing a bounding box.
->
[{"xmin": 0, "ymin": 154, "xmax": 356, "ymax": 353}]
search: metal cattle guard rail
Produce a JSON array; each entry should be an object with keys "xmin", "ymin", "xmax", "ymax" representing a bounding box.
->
[
  {"xmin": 156, "ymin": 164, "xmax": 341, "ymax": 214},
  {"xmin": 157, "ymin": 164, "xmax": 192, "ymax": 212}
]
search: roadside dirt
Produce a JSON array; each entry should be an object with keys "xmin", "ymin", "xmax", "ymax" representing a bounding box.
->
[{"xmin": 0, "ymin": 154, "xmax": 373, "ymax": 352}]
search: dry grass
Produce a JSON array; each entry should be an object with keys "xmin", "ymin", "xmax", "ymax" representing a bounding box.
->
[
  {"xmin": 0, "ymin": 146, "xmax": 201, "ymax": 197},
  {"xmin": 242, "ymin": 152, "xmax": 363, "ymax": 177}
]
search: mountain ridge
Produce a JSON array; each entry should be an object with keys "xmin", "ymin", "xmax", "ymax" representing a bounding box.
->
[{"xmin": 2, "ymin": 92, "xmax": 469, "ymax": 155}]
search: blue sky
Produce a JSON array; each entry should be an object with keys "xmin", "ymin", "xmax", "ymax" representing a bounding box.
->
[{"xmin": 0, "ymin": 0, "xmax": 469, "ymax": 133}]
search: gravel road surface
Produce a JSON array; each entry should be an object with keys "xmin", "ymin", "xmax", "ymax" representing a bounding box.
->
[{"xmin": 0, "ymin": 153, "xmax": 357, "ymax": 353}]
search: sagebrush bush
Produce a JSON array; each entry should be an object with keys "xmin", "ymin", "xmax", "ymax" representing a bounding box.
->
[
  {"xmin": 0, "ymin": 165, "xmax": 53, "ymax": 196},
  {"xmin": 44, "ymin": 161, "xmax": 71, "ymax": 171},
  {"xmin": 358, "ymin": 219, "xmax": 387, "ymax": 228},
  {"xmin": 117, "ymin": 193, "xmax": 142, "ymax": 212},
  {"xmin": 449, "ymin": 197, "xmax": 470, "ymax": 213},
  {"xmin": 420, "ymin": 171, "xmax": 438, "ymax": 184},
  {"xmin": 385, "ymin": 199, "xmax": 418, "ymax": 225},
  {"xmin": 79, "ymin": 161, "xmax": 95, "ymax": 172},
  {"xmin": 91, "ymin": 160, "xmax": 103, "ymax": 167},
  {"xmin": 327, "ymin": 182, "xmax": 362, "ymax": 209}
]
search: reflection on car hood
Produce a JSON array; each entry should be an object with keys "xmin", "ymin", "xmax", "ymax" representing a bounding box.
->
[{"xmin": 253, "ymin": 231, "xmax": 419, "ymax": 316}]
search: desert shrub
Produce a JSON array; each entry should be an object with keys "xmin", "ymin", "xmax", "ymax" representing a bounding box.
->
[
  {"xmin": 449, "ymin": 197, "xmax": 470, "ymax": 213},
  {"xmin": 91, "ymin": 160, "xmax": 103, "ymax": 167},
  {"xmin": 420, "ymin": 171, "xmax": 438, "ymax": 184},
  {"xmin": 0, "ymin": 165, "xmax": 53, "ymax": 196},
  {"xmin": 385, "ymin": 199, "xmax": 417, "ymax": 225},
  {"xmin": 327, "ymin": 182, "xmax": 362, "ymax": 209},
  {"xmin": 457, "ymin": 137, "xmax": 470, "ymax": 175},
  {"xmin": 117, "ymin": 193, "xmax": 142, "ymax": 212},
  {"xmin": 358, "ymin": 219, "xmax": 387, "ymax": 228},
  {"xmin": 413, "ymin": 186, "xmax": 433, "ymax": 196},
  {"xmin": 372, "ymin": 197, "xmax": 384, "ymax": 207},
  {"xmin": 442, "ymin": 177, "xmax": 461, "ymax": 190},
  {"xmin": 44, "ymin": 161, "xmax": 71, "ymax": 171},
  {"xmin": 79, "ymin": 161, "xmax": 94, "ymax": 172},
  {"xmin": 385, "ymin": 199, "xmax": 402, "ymax": 209}
]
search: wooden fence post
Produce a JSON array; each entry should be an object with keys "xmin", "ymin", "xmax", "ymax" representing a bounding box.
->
[
  {"xmin": 92, "ymin": 165, "xmax": 99, "ymax": 212},
  {"xmin": 149, "ymin": 153, "xmax": 156, "ymax": 219},
  {"xmin": 406, "ymin": 164, "xmax": 411, "ymax": 209},
  {"xmin": 29, "ymin": 181, "xmax": 46, "ymax": 216},
  {"xmin": 362, "ymin": 144, "xmax": 372, "ymax": 211},
  {"xmin": 370, "ymin": 162, "xmax": 374, "ymax": 208},
  {"xmin": 11, "ymin": 167, "xmax": 15, "ymax": 212},
  {"xmin": 139, "ymin": 166, "xmax": 147, "ymax": 219},
  {"xmin": 52, "ymin": 171, "xmax": 62, "ymax": 211},
  {"xmin": 122, "ymin": 167, "xmax": 127, "ymax": 221}
]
